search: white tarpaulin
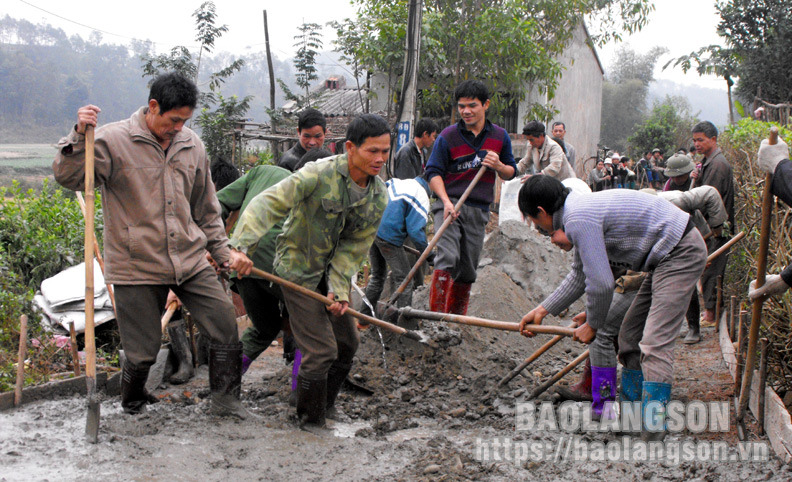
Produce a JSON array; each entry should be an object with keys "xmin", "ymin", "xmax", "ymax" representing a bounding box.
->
[
  {"xmin": 34, "ymin": 260, "xmax": 115, "ymax": 333},
  {"xmin": 498, "ymin": 176, "xmax": 592, "ymax": 226}
]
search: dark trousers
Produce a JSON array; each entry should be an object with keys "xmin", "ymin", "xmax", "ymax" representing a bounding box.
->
[
  {"xmin": 236, "ymin": 277, "xmax": 287, "ymax": 359},
  {"xmin": 282, "ymin": 286, "xmax": 359, "ymax": 378},
  {"xmin": 432, "ymin": 200, "xmax": 488, "ymax": 284},
  {"xmin": 364, "ymin": 237, "xmax": 413, "ymax": 312},
  {"xmin": 702, "ymin": 236, "xmax": 729, "ymax": 310},
  {"xmin": 115, "ymin": 267, "xmax": 238, "ymax": 367}
]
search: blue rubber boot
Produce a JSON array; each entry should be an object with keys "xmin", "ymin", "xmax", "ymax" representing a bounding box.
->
[
  {"xmin": 591, "ymin": 366, "xmax": 617, "ymax": 421},
  {"xmin": 620, "ymin": 368, "xmax": 643, "ymax": 402},
  {"xmin": 641, "ymin": 381, "xmax": 672, "ymax": 441}
]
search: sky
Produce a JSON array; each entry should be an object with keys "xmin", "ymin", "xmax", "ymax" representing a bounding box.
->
[{"xmin": 4, "ymin": 0, "xmax": 727, "ymax": 91}]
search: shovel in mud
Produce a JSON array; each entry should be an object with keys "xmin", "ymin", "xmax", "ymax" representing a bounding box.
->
[
  {"xmin": 247, "ymin": 267, "xmax": 435, "ymax": 346},
  {"xmin": 82, "ymin": 125, "xmax": 100, "ymax": 443}
]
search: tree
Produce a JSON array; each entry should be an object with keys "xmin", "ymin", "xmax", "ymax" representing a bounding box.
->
[
  {"xmin": 292, "ymin": 22, "xmax": 324, "ymax": 105},
  {"xmin": 664, "ymin": 0, "xmax": 792, "ymax": 123},
  {"xmin": 599, "ymin": 46, "xmax": 667, "ymax": 153},
  {"xmin": 138, "ymin": 1, "xmax": 248, "ymax": 162},
  {"xmin": 332, "ymin": 0, "xmax": 654, "ymax": 122},
  {"xmin": 627, "ymin": 95, "xmax": 698, "ymax": 157}
]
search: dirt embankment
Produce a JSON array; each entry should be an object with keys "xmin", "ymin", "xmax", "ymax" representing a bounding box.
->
[{"xmin": 1, "ymin": 221, "xmax": 788, "ymax": 480}]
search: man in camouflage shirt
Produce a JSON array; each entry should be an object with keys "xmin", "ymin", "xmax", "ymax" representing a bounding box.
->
[{"xmin": 229, "ymin": 114, "xmax": 389, "ymax": 429}]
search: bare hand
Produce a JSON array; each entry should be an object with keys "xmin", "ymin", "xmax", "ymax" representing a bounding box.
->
[
  {"xmin": 227, "ymin": 249, "xmax": 253, "ymax": 277},
  {"xmin": 442, "ymin": 199, "xmax": 459, "ymax": 221},
  {"xmin": 481, "ymin": 150, "xmax": 503, "ymax": 172},
  {"xmin": 519, "ymin": 305, "xmax": 549, "ymax": 338},
  {"xmin": 205, "ymin": 251, "xmax": 221, "ymax": 275},
  {"xmin": 166, "ymin": 290, "xmax": 182, "ymax": 309},
  {"xmin": 520, "ymin": 174, "xmax": 532, "ymax": 184},
  {"xmin": 76, "ymin": 105, "xmax": 101, "ymax": 135},
  {"xmin": 573, "ymin": 322, "xmax": 596, "ymax": 344},
  {"xmin": 326, "ymin": 292, "xmax": 349, "ymax": 317},
  {"xmin": 572, "ymin": 311, "xmax": 587, "ymax": 327}
]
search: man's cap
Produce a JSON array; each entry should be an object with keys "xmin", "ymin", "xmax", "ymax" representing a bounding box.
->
[
  {"xmin": 652, "ymin": 148, "xmax": 661, "ymax": 153},
  {"xmin": 610, "ymin": 152, "xmax": 620, "ymax": 159},
  {"xmin": 664, "ymin": 154, "xmax": 694, "ymax": 177}
]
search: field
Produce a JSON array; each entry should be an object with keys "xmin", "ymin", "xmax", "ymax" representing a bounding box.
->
[
  {"xmin": 0, "ymin": 144, "xmax": 56, "ymax": 192},
  {"xmin": 0, "ymin": 144, "xmax": 56, "ymax": 169}
]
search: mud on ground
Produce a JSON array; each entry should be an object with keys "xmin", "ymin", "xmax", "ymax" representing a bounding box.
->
[{"xmin": 1, "ymin": 222, "xmax": 788, "ymax": 480}]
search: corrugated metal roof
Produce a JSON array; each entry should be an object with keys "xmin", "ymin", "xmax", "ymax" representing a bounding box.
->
[{"xmin": 282, "ymin": 87, "xmax": 367, "ymax": 117}]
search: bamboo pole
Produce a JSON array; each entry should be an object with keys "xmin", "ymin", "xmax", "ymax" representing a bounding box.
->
[{"xmin": 14, "ymin": 315, "xmax": 28, "ymax": 407}]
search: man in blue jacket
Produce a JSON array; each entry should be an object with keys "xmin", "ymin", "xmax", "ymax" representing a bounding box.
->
[{"xmin": 362, "ymin": 176, "xmax": 432, "ymax": 322}]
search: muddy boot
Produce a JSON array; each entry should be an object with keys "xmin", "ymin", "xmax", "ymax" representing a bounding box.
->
[
  {"xmin": 554, "ymin": 358, "xmax": 593, "ymax": 401},
  {"xmin": 620, "ymin": 368, "xmax": 643, "ymax": 402},
  {"xmin": 209, "ymin": 342, "xmax": 256, "ymax": 420},
  {"xmin": 429, "ymin": 269, "xmax": 453, "ymax": 313},
  {"xmin": 591, "ymin": 366, "xmax": 617, "ymax": 421},
  {"xmin": 325, "ymin": 361, "xmax": 352, "ymax": 420},
  {"xmin": 121, "ymin": 361, "xmax": 159, "ymax": 414},
  {"xmin": 296, "ymin": 373, "xmax": 327, "ymax": 430},
  {"xmin": 684, "ymin": 317, "xmax": 701, "ymax": 344},
  {"xmin": 166, "ymin": 319, "xmax": 195, "ymax": 385},
  {"xmin": 283, "ymin": 331, "xmax": 297, "ymax": 364},
  {"xmin": 445, "ymin": 281, "xmax": 471, "ymax": 315},
  {"xmin": 641, "ymin": 381, "xmax": 671, "ymax": 442}
]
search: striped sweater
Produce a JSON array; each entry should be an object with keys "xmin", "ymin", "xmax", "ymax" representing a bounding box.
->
[
  {"xmin": 542, "ymin": 189, "xmax": 690, "ymax": 330},
  {"xmin": 424, "ymin": 120, "xmax": 517, "ymax": 210}
]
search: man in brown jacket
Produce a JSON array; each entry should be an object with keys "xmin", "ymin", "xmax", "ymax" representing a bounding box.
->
[{"xmin": 53, "ymin": 72, "xmax": 254, "ymax": 419}]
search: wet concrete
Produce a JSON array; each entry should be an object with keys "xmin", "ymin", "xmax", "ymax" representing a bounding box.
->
[{"xmin": 1, "ymin": 223, "xmax": 789, "ymax": 480}]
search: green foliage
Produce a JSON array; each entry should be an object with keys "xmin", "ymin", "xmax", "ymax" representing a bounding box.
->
[
  {"xmin": 292, "ymin": 23, "xmax": 324, "ymax": 103},
  {"xmin": 600, "ymin": 47, "xmax": 668, "ymax": 152},
  {"xmin": 333, "ymin": 0, "xmax": 654, "ymax": 121},
  {"xmin": 0, "ymin": 180, "xmax": 100, "ymax": 290},
  {"xmin": 718, "ymin": 118, "xmax": 792, "ymax": 392},
  {"xmin": 195, "ymin": 92, "xmax": 252, "ymax": 163},
  {"xmin": 627, "ymin": 96, "xmax": 697, "ymax": 157}
]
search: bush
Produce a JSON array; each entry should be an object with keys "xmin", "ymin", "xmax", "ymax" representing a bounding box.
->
[
  {"xmin": 0, "ymin": 180, "xmax": 104, "ymax": 391},
  {"xmin": 719, "ymin": 118, "xmax": 792, "ymax": 394}
]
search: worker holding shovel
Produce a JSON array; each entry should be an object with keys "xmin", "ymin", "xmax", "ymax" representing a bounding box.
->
[
  {"xmin": 424, "ymin": 80, "xmax": 517, "ymax": 315},
  {"xmin": 53, "ymin": 73, "xmax": 254, "ymax": 420},
  {"xmin": 228, "ymin": 114, "xmax": 388, "ymax": 430},
  {"xmin": 748, "ymin": 135, "xmax": 792, "ymax": 300},
  {"xmin": 517, "ymin": 176, "xmax": 707, "ymax": 440}
]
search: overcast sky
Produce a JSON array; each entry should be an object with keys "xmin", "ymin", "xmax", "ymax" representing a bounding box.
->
[{"xmin": 5, "ymin": 0, "xmax": 726, "ymax": 90}]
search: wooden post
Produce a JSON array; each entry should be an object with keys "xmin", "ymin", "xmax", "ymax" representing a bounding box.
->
[
  {"xmin": 69, "ymin": 321, "xmax": 81, "ymax": 377},
  {"xmin": 15, "ymin": 315, "xmax": 28, "ymax": 407},
  {"xmin": 262, "ymin": 10, "xmax": 276, "ymax": 111},
  {"xmin": 715, "ymin": 275, "xmax": 723, "ymax": 332},
  {"xmin": 758, "ymin": 338, "xmax": 770, "ymax": 436},
  {"xmin": 735, "ymin": 311, "xmax": 747, "ymax": 397},
  {"xmin": 729, "ymin": 296, "xmax": 737, "ymax": 341}
]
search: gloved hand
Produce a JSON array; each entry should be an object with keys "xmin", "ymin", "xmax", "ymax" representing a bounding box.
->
[
  {"xmin": 757, "ymin": 137, "xmax": 789, "ymax": 175},
  {"xmin": 749, "ymin": 274, "xmax": 790, "ymax": 300}
]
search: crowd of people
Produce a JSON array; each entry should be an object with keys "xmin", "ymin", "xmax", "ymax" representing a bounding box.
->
[{"xmin": 53, "ymin": 73, "xmax": 759, "ymax": 442}]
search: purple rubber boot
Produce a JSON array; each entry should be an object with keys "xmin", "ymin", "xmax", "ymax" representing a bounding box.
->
[
  {"xmin": 591, "ymin": 365, "xmax": 618, "ymax": 421},
  {"xmin": 289, "ymin": 349, "xmax": 302, "ymax": 407},
  {"xmin": 241, "ymin": 354, "xmax": 253, "ymax": 375}
]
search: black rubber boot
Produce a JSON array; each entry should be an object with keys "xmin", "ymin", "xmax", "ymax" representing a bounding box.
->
[
  {"xmin": 121, "ymin": 361, "xmax": 159, "ymax": 414},
  {"xmin": 325, "ymin": 362, "xmax": 352, "ymax": 420},
  {"xmin": 167, "ymin": 319, "xmax": 195, "ymax": 384},
  {"xmin": 297, "ymin": 373, "xmax": 327, "ymax": 429},
  {"xmin": 209, "ymin": 342, "xmax": 256, "ymax": 420}
]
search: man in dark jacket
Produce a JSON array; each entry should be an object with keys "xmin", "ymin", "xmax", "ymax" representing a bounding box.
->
[
  {"xmin": 277, "ymin": 108, "xmax": 327, "ymax": 172},
  {"xmin": 392, "ymin": 118, "xmax": 439, "ymax": 179},
  {"xmin": 691, "ymin": 121, "xmax": 734, "ymax": 324}
]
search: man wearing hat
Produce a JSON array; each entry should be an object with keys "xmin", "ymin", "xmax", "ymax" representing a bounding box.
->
[{"xmin": 663, "ymin": 153, "xmax": 697, "ymax": 192}]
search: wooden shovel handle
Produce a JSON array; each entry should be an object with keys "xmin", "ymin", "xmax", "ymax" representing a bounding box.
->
[
  {"xmin": 161, "ymin": 301, "xmax": 179, "ymax": 334},
  {"xmin": 84, "ymin": 125, "xmax": 96, "ymax": 383},
  {"xmin": 248, "ymin": 267, "xmax": 422, "ymax": 340},
  {"xmin": 388, "ymin": 165, "xmax": 489, "ymax": 304},
  {"xmin": 399, "ymin": 307, "xmax": 575, "ymax": 336}
]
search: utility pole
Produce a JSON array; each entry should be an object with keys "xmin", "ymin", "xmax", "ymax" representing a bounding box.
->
[
  {"xmin": 263, "ymin": 10, "xmax": 276, "ymax": 111},
  {"xmin": 390, "ymin": 0, "xmax": 423, "ymax": 176}
]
